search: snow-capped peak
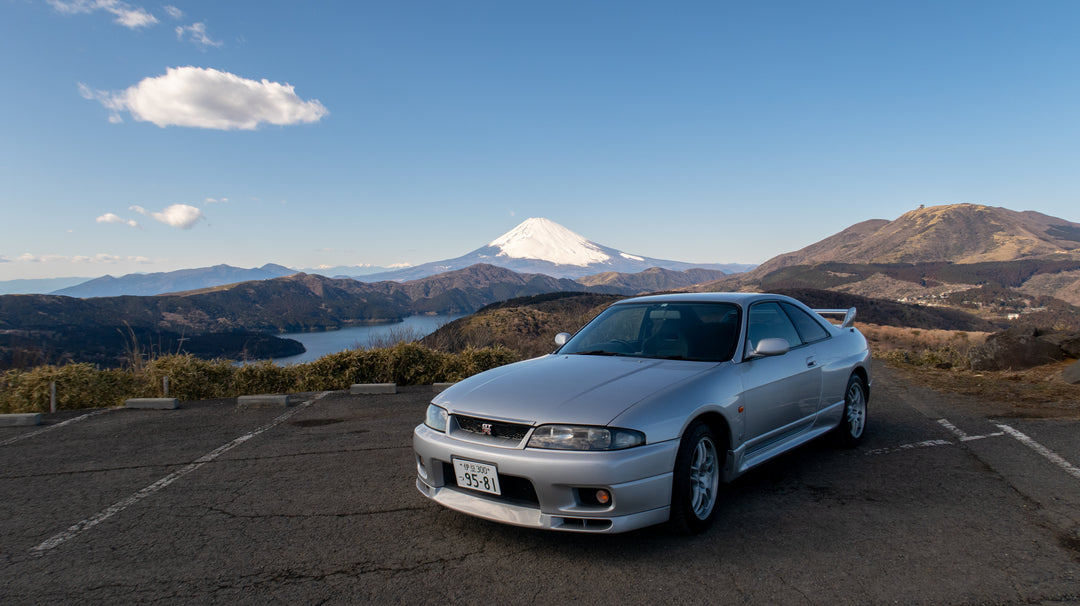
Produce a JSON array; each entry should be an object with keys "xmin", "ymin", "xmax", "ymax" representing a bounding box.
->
[{"xmin": 488, "ymin": 217, "xmax": 612, "ymax": 266}]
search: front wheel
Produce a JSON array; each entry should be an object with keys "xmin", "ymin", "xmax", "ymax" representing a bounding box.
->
[
  {"xmin": 833, "ymin": 374, "xmax": 867, "ymax": 448},
  {"xmin": 668, "ymin": 421, "xmax": 721, "ymax": 535}
]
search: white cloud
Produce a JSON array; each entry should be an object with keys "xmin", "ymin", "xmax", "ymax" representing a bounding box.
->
[
  {"xmin": 15, "ymin": 253, "xmax": 152, "ymax": 264},
  {"xmin": 176, "ymin": 22, "xmax": 222, "ymax": 48},
  {"xmin": 130, "ymin": 204, "xmax": 204, "ymax": 229},
  {"xmin": 96, "ymin": 212, "xmax": 140, "ymax": 228},
  {"xmin": 48, "ymin": 0, "xmax": 158, "ymax": 29},
  {"xmin": 130, "ymin": 204, "xmax": 205, "ymax": 229},
  {"xmin": 204, "ymin": 197, "xmax": 229, "ymax": 204},
  {"xmin": 80, "ymin": 67, "xmax": 329, "ymax": 130},
  {"xmin": 78, "ymin": 83, "xmax": 125, "ymax": 124},
  {"xmin": 163, "ymin": 5, "xmax": 182, "ymax": 19}
]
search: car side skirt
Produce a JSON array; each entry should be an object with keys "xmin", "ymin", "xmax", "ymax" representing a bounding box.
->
[{"xmin": 725, "ymin": 399, "xmax": 845, "ymax": 481}]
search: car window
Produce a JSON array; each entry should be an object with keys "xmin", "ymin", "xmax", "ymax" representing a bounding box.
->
[
  {"xmin": 745, "ymin": 301, "xmax": 803, "ymax": 352},
  {"xmin": 780, "ymin": 302, "xmax": 830, "ymax": 344},
  {"xmin": 561, "ymin": 302, "xmax": 739, "ymax": 361}
]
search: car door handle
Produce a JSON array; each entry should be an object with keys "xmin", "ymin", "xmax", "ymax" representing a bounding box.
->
[{"xmin": 805, "ymin": 357, "xmax": 817, "ymax": 368}]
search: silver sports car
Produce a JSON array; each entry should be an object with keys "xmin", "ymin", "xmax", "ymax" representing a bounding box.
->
[{"xmin": 413, "ymin": 292, "xmax": 871, "ymax": 534}]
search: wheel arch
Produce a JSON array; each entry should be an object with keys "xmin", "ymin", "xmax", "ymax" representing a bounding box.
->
[
  {"xmin": 850, "ymin": 365, "xmax": 870, "ymax": 402},
  {"xmin": 688, "ymin": 411, "xmax": 732, "ymax": 452}
]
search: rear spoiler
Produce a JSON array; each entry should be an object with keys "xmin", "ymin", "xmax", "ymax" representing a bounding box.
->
[{"xmin": 813, "ymin": 307, "xmax": 857, "ymax": 329}]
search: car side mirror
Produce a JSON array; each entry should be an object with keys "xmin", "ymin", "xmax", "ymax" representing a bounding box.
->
[
  {"xmin": 750, "ymin": 337, "xmax": 790, "ymax": 358},
  {"xmin": 554, "ymin": 332, "xmax": 571, "ymax": 346}
]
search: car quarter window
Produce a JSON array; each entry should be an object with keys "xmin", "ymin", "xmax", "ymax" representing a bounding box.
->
[
  {"xmin": 745, "ymin": 301, "xmax": 803, "ymax": 352},
  {"xmin": 780, "ymin": 302, "xmax": 830, "ymax": 343}
]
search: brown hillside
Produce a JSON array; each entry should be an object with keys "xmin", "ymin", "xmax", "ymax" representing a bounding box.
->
[
  {"xmin": 755, "ymin": 204, "xmax": 1080, "ymax": 274},
  {"xmin": 576, "ymin": 267, "xmax": 728, "ymax": 292}
]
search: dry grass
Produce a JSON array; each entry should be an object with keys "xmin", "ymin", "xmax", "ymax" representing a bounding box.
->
[
  {"xmin": 860, "ymin": 322, "xmax": 989, "ymax": 357},
  {"xmin": 859, "ymin": 323, "xmax": 988, "ymax": 370},
  {"xmin": 861, "ymin": 322, "xmax": 1080, "ymax": 414},
  {"xmin": 887, "ymin": 361, "xmax": 1080, "ymax": 418}
]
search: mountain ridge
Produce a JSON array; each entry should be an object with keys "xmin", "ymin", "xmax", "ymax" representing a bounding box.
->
[
  {"xmin": 51, "ymin": 263, "xmax": 297, "ymax": 298},
  {"xmin": 22, "ymin": 218, "xmax": 753, "ymax": 296},
  {"xmin": 347, "ymin": 217, "xmax": 753, "ymax": 281},
  {"xmin": 697, "ymin": 203, "xmax": 1080, "ymax": 313},
  {"xmin": 754, "ymin": 204, "xmax": 1080, "ymax": 275}
]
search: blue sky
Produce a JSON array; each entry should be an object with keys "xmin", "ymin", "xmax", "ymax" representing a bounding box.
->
[{"xmin": 3, "ymin": 0, "xmax": 1080, "ymax": 280}]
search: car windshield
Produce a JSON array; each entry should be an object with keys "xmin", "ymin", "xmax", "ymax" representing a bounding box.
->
[{"xmin": 559, "ymin": 302, "xmax": 740, "ymax": 362}]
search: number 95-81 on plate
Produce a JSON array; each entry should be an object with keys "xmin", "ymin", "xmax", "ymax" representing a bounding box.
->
[{"xmin": 452, "ymin": 458, "xmax": 501, "ymax": 495}]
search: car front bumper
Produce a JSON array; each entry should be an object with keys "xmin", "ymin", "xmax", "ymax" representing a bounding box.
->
[{"xmin": 413, "ymin": 424, "xmax": 679, "ymax": 533}]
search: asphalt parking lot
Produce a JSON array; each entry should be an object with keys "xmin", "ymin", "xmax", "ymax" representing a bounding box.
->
[{"xmin": 2, "ymin": 361, "xmax": 1078, "ymax": 604}]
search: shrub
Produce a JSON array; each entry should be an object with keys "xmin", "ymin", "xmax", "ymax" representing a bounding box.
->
[
  {"xmin": 442, "ymin": 345, "xmax": 519, "ymax": 381},
  {"xmin": 235, "ymin": 360, "xmax": 297, "ymax": 395},
  {"xmin": 141, "ymin": 354, "xmax": 235, "ymax": 400},
  {"xmin": 0, "ymin": 343, "xmax": 518, "ymax": 412},
  {"xmin": 0, "ymin": 363, "xmax": 133, "ymax": 413},
  {"xmin": 385, "ymin": 342, "xmax": 450, "ymax": 385},
  {"xmin": 293, "ymin": 350, "xmax": 368, "ymax": 391}
]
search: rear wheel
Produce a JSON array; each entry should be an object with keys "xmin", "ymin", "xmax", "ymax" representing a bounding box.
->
[
  {"xmin": 833, "ymin": 374, "xmax": 867, "ymax": 448},
  {"xmin": 669, "ymin": 421, "xmax": 721, "ymax": 535}
]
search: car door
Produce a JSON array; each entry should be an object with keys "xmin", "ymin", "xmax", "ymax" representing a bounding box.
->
[
  {"xmin": 778, "ymin": 301, "xmax": 833, "ymax": 412},
  {"xmin": 738, "ymin": 301, "xmax": 824, "ymax": 447}
]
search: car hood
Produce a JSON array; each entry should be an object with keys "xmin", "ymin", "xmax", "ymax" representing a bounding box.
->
[{"xmin": 433, "ymin": 354, "xmax": 714, "ymax": 426}]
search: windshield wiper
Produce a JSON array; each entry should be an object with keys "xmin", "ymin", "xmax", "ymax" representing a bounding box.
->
[{"xmin": 574, "ymin": 350, "xmax": 625, "ymax": 357}]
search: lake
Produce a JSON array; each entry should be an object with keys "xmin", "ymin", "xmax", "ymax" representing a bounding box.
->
[{"xmin": 272, "ymin": 314, "xmax": 463, "ymax": 365}]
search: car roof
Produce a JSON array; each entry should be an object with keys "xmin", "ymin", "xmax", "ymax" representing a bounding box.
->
[{"xmin": 615, "ymin": 292, "xmax": 798, "ymax": 307}]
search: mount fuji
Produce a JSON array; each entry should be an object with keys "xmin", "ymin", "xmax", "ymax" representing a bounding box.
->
[{"xmin": 347, "ymin": 217, "xmax": 754, "ymax": 282}]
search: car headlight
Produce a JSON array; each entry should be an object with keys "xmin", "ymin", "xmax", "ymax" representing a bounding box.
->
[
  {"xmin": 424, "ymin": 404, "xmax": 449, "ymax": 432},
  {"xmin": 527, "ymin": 425, "xmax": 645, "ymax": 451}
]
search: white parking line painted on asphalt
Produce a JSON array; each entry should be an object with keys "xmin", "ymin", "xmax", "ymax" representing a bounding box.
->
[
  {"xmin": 864, "ymin": 439, "xmax": 953, "ymax": 456},
  {"xmin": 867, "ymin": 419, "xmax": 1080, "ymax": 485},
  {"xmin": 936, "ymin": 418, "xmax": 968, "ymax": 439},
  {"xmin": 936, "ymin": 418, "xmax": 1004, "ymax": 442},
  {"xmin": 0, "ymin": 409, "xmax": 112, "ymax": 447},
  {"xmin": 996, "ymin": 423, "xmax": 1080, "ymax": 482},
  {"xmin": 30, "ymin": 392, "xmax": 330, "ymax": 555},
  {"xmin": 866, "ymin": 418, "xmax": 1009, "ymax": 457}
]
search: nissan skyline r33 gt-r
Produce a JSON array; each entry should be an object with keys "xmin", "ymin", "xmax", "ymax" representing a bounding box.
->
[{"xmin": 413, "ymin": 292, "xmax": 872, "ymax": 534}]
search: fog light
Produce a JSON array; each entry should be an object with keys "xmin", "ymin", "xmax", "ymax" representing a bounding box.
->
[{"xmin": 595, "ymin": 489, "xmax": 611, "ymax": 505}]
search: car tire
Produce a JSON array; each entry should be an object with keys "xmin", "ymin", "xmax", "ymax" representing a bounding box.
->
[
  {"xmin": 833, "ymin": 374, "xmax": 868, "ymax": 448},
  {"xmin": 668, "ymin": 421, "xmax": 721, "ymax": 535}
]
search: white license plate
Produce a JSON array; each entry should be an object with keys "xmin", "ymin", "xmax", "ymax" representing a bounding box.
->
[{"xmin": 453, "ymin": 458, "xmax": 501, "ymax": 495}]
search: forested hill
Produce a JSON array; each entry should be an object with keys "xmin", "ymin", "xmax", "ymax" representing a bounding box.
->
[{"xmin": 0, "ymin": 266, "xmax": 624, "ymax": 334}]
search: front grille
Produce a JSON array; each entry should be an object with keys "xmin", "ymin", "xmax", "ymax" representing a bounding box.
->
[
  {"xmin": 441, "ymin": 462, "xmax": 540, "ymax": 506},
  {"xmin": 454, "ymin": 415, "xmax": 531, "ymax": 441}
]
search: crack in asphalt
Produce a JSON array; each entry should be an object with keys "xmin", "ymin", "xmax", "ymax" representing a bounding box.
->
[
  {"xmin": 0, "ymin": 445, "xmax": 410, "ymax": 480},
  {"xmin": 46, "ymin": 549, "xmax": 501, "ymax": 599},
  {"xmin": 218, "ymin": 444, "xmax": 411, "ymax": 462},
  {"xmin": 189, "ymin": 504, "xmax": 427, "ymax": 519},
  {"xmin": 257, "ymin": 550, "xmax": 489, "ymax": 583}
]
